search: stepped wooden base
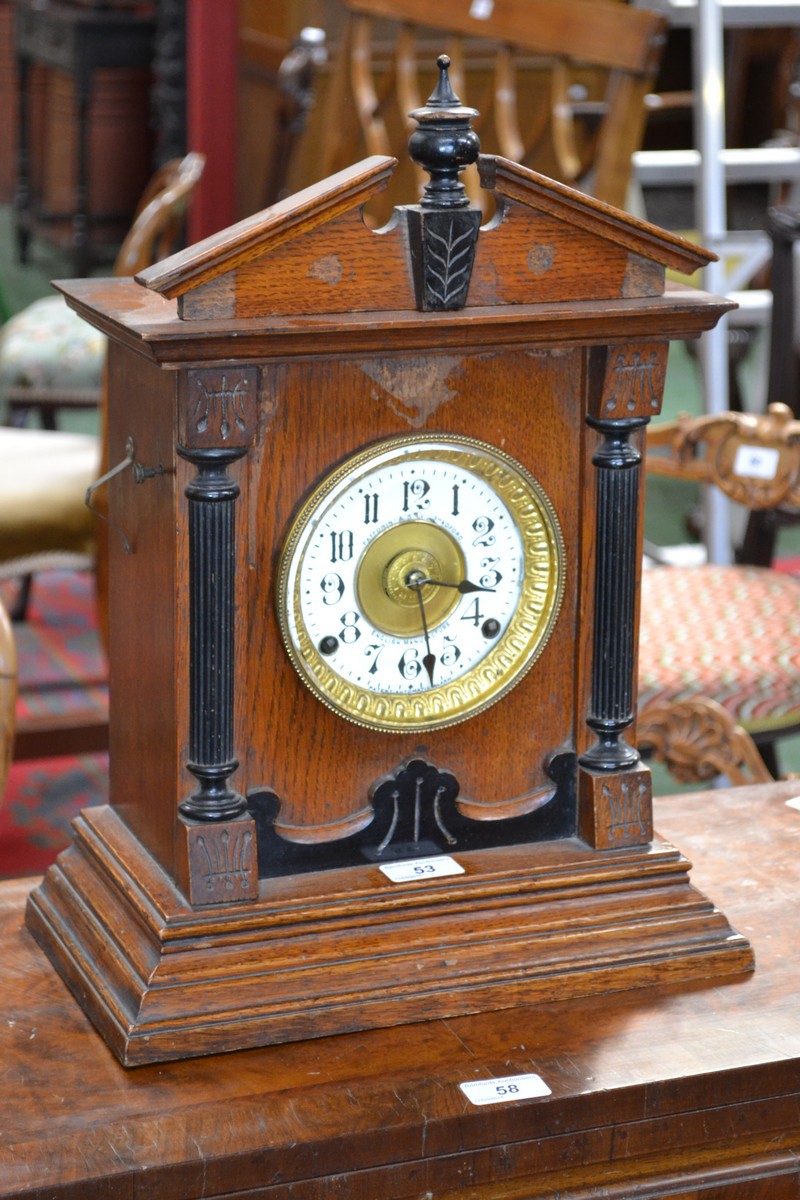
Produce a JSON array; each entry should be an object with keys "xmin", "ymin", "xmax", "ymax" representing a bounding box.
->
[{"xmin": 25, "ymin": 805, "xmax": 754, "ymax": 1067}]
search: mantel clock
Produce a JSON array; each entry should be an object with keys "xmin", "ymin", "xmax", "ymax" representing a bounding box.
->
[{"xmin": 27, "ymin": 60, "xmax": 753, "ymax": 1066}]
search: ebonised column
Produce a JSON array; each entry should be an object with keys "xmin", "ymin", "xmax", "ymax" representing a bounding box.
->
[
  {"xmin": 580, "ymin": 416, "xmax": 646, "ymax": 772},
  {"xmin": 177, "ymin": 444, "xmax": 248, "ymax": 821}
]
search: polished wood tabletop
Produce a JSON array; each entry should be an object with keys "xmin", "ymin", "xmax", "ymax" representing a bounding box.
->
[{"xmin": 2, "ymin": 780, "xmax": 800, "ymax": 1199}]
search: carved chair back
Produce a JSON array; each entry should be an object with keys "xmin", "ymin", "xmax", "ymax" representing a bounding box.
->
[
  {"xmin": 645, "ymin": 401, "xmax": 800, "ymax": 513},
  {"xmin": 637, "ymin": 698, "xmax": 774, "ymax": 788},
  {"xmin": 641, "ymin": 402, "xmax": 800, "ymax": 782},
  {"xmin": 315, "ymin": 0, "xmax": 667, "ymax": 225},
  {"xmin": 114, "ymin": 152, "xmax": 207, "ymax": 278}
]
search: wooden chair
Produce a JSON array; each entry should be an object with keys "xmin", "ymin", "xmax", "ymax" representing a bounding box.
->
[
  {"xmin": 0, "ymin": 152, "xmax": 205, "ymax": 759},
  {"xmin": 314, "ymin": 0, "xmax": 667, "ymax": 225},
  {"xmin": 0, "ymin": 152, "xmax": 205, "ymax": 618},
  {"xmin": 1, "ymin": 152, "xmax": 206, "ymax": 433},
  {"xmin": 638, "ymin": 697, "xmax": 774, "ymax": 788},
  {"xmin": 639, "ymin": 402, "xmax": 800, "ymax": 780}
]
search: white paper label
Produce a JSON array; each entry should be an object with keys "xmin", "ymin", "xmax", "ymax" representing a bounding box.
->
[
  {"xmin": 459, "ymin": 1073, "xmax": 552, "ymax": 1106},
  {"xmin": 733, "ymin": 444, "xmax": 780, "ymax": 480},
  {"xmin": 469, "ymin": 0, "xmax": 494, "ymax": 18},
  {"xmin": 785, "ymin": 796, "xmax": 800, "ymax": 812},
  {"xmin": 378, "ymin": 855, "xmax": 464, "ymax": 883}
]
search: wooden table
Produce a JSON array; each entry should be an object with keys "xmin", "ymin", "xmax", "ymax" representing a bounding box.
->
[{"xmin": 2, "ymin": 780, "xmax": 799, "ymax": 1198}]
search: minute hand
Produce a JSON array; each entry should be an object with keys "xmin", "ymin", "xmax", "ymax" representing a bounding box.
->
[{"xmin": 417, "ymin": 576, "xmax": 495, "ymax": 594}]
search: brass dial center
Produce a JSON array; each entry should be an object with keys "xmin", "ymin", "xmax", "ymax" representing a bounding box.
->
[{"xmin": 357, "ymin": 521, "xmax": 464, "ymax": 637}]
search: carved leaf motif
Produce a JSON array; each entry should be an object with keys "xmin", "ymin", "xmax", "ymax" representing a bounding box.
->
[
  {"xmin": 425, "ymin": 223, "xmax": 477, "ymax": 306},
  {"xmin": 637, "ymin": 697, "xmax": 772, "ymax": 786}
]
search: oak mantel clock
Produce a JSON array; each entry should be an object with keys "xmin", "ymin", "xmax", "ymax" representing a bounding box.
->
[{"xmin": 27, "ymin": 60, "xmax": 752, "ymax": 1067}]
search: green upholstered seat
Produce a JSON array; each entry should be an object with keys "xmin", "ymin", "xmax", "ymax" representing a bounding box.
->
[{"xmin": 0, "ymin": 296, "xmax": 105, "ymax": 401}]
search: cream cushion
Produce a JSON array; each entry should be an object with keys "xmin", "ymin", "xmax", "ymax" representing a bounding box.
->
[{"xmin": 0, "ymin": 427, "xmax": 98, "ymax": 562}]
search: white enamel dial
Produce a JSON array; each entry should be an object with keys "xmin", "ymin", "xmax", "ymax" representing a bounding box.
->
[{"xmin": 277, "ymin": 435, "xmax": 564, "ymax": 732}]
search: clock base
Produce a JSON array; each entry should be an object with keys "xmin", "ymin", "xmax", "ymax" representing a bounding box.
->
[{"xmin": 25, "ymin": 805, "xmax": 753, "ymax": 1067}]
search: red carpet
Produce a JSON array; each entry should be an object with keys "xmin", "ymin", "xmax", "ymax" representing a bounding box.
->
[{"xmin": 0, "ymin": 572, "xmax": 108, "ymax": 880}]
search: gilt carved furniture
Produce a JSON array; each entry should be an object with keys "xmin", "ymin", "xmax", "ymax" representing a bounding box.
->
[
  {"xmin": 639, "ymin": 401, "xmax": 800, "ymax": 779},
  {"xmin": 314, "ymin": 0, "xmax": 667, "ymax": 226},
  {"xmin": 23, "ymin": 61, "xmax": 750, "ymax": 1068}
]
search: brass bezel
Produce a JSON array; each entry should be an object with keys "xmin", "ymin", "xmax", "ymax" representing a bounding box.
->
[{"xmin": 276, "ymin": 434, "xmax": 565, "ymax": 732}]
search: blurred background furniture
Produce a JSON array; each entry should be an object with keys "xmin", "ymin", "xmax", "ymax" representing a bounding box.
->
[
  {"xmin": 633, "ymin": 0, "xmax": 800, "ymax": 566},
  {"xmin": 313, "ymin": 0, "xmax": 668, "ymax": 225},
  {"xmin": 740, "ymin": 204, "xmax": 800, "ymax": 567},
  {"xmin": 638, "ymin": 696, "xmax": 774, "ymax": 787},
  {"xmin": 639, "ymin": 401, "xmax": 800, "ymax": 781},
  {"xmin": 13, "ymin": 0, "xmax": 157, "ymax": 277},
  {"xmin": 0, "ymin": 151, "xmax": 204, "ymax": 760},
  {"xmin": 1, "ymin": 151, "xmax": 205, "ymax": 438}
]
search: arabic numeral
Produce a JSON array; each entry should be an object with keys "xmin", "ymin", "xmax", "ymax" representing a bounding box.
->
[
  {"xmin": 440, "ymin": 636, "xmax": 461, "ymax": 667},
  {"xmin": 364, "ymin": 643, "xmax": 386, "ymax": 675},
  {"xmin": 461, "ymin": 597, "xmax": 485, "ymax": 627},
  {"xmin": 402, "ymin": 478, "xmax": 430, "ymax": 512},
  {"xmin": 495, "ymin": 1084, "xmax": 520, "ymax": 1096},
  {"xmin": 398, "ymin": 648, "xmax": 422, "ymax": 680},
  {"xmin": 479, "ymin": 556, "xmax": 503, "ymax": 588},
  {"xmin": 330, "ymin": 530, "xmax": 354, "ymax": 563},
  {"xmin": 320, "ymin": 573, "xmax": 345, "ymax": 605},
  {"xmin": 340, "ymin": 611, "xmax": 361, "ymax": 643},
  {"xmin": 472, "ymin": 515, "xmax": 495, "ymax": 548}
]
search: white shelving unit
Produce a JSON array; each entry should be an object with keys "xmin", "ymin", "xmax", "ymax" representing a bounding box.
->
[{"xmin": 633, "ymin": 0, "xmax": 800, "ymax": 561}]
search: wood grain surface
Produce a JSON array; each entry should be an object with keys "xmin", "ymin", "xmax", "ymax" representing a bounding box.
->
[{"xmin": 4, "ymin": 781, "xmax": 800, "ymax": 1198}]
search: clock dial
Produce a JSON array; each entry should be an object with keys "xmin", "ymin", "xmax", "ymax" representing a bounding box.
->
[{"xmin": 277, "ymin": 434, "xmax": 565, "ymax": 731}]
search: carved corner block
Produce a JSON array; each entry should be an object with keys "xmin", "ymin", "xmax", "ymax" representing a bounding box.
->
[
  {"xmin": 578, "ymin": 764, "xmax": 653, "ymax": 851},
  {"xmin": 589, "ymin": 342, "xmax": 668, "ymax": 422},
  {"xmin": 405, "ymin": 207, "xmax": 481, "ymax": 311},
  {"xmin": 179, "ymin": 366, "xmax": 259, "ymax": 450},
  {"xmin": 178, "ymin": 813, "xmax": 259, "ymax": 906}
]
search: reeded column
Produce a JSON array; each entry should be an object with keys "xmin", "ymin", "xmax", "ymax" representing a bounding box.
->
[
  {"xmin": 177, "ymin": 444, "xmax": 248, "ymax": 820},
  {"xmin": 579, "ymin": 416, "xmax": 646, "ymax": 772}
]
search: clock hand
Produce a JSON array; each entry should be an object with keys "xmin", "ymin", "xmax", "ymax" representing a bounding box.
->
[
  {"xmin": 406, "ymin": 571, "xmax": 437, "ymax": 685},
  {"xmin": 414, "ymin": 576, "xmax": 495, "ymax": 594}
]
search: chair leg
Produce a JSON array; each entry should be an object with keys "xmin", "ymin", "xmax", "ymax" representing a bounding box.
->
[
  {"xmin": 9, "ymin": 575, "xmax": 33, "ymax": 623},
  {"xmin": 753, "ymin": 737, "xmax": 781, "ymax": 780}
]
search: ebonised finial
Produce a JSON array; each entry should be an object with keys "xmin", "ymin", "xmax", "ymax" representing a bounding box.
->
[{"xmin": 408, "ymin": 55, "xmax": 480, "ymax": 210}]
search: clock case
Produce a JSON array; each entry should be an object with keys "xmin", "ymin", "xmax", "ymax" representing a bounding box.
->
[{"xmin": 26, "ymin": 69, "xmax": 752, "ymax": 1066}]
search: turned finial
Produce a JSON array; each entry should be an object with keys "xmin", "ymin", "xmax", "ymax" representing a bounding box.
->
[{"xmin": 407, "ymin": 55, "xmax": 480, "ymax": 210}]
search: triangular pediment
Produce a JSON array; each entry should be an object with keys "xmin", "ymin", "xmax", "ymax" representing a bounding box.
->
[{"xmin": 136, "ymin": 153, "xmax": 713, "ymax": 321}]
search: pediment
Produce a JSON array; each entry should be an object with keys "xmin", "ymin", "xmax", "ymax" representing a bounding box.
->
[{"xmin": 136, "ymin": 153, "xmax": 713, "ymax": 321}]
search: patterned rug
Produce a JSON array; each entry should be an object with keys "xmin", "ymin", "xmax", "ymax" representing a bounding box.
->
[{"xmin": 1, "ymin": 571, "xmax": 108, "ymax": 879}]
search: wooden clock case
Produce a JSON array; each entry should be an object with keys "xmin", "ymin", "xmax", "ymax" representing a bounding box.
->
[{"xmin": 26, "ymin": 76, "xmax": 752, "ymax": 1066}]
